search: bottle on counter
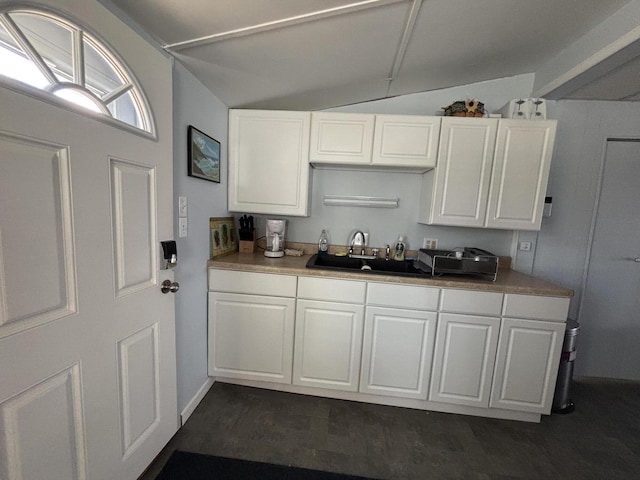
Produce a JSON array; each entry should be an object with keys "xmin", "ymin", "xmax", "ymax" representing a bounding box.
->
[
  {"xmin": 393, "ymin": 236, "xmax": 406, "ymax": 261},
  {"xmin": 318, "ymin": 229, "xmax": 329, "ymax": 256}
]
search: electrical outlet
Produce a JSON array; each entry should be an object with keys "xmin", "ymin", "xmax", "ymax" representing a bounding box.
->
[
  {"xmin": 519, "ymin": 241, "xmax": 532, "ymax": 252},
  {"xmin": 423, "ymin": 238, "xmax": 438, "ymax": 249},
  {"xmin": 179, "ymin": 217, "xmax": 188, "ymax": 238}
]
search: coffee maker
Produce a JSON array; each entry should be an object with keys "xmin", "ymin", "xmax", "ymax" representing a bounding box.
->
[{"xmin": 264, "ymin": 219, "xmax": 286, "ymax": 258}]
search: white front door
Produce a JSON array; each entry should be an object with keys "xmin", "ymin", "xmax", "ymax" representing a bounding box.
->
[
  {"xmin": 0, "ymin": 85, "xmax": 177, "ymax": 479},
  {"xmin": 578, "ymin": 140, "xmax": 640, "ymax": 380},
  {"xmin": 0, "ymin": 6, "xmax": 177, "ymax": 479}
]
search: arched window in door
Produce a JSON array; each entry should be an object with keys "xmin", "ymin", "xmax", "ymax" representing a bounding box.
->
[{"xmin": 0, "ymin": 8, "xmax": 155, "ymax": 136}]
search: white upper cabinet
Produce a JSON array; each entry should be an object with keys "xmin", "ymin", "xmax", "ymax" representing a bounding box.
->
[
  {"xmin": 419, "ymin": 118, "xmax": 557, "ymax": 230},
  {"xmin": 372, "ymin": 115, "xmax": 441, "ymax": 169},
  {"xmin": 485, "ymin": 120, "xmax": 557, "ymax": 230},
  {"xmin": 228, "ymin": 109, "xmax": 311, "ymax": 216},
  {"xmin": 310, "ymin": 112, "xmax": 441, "ymax": 171},
  {"xmin": 309, "ymin": 112, "xmax": 374, "ymax": 165},
  {"xmin": 419, "ymin": 117, "xmax": 498, "ymax": 227}
]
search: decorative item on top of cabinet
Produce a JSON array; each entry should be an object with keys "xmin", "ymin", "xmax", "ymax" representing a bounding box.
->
[
  {"xmin": 227, "ymin": 109, "xmax": 311, "ymax": 216},
  {"xmin": 442, "ymin": 99, "xmax": 485, "ymax": 117},
  {"xmin": 419, "ymin": 117, "xmax": 557, "ymax": 231}
]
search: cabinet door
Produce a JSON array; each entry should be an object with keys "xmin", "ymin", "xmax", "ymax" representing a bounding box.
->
[
  {"xmin": 429, "ymin": 313, "xmax": 500, "ymax": 407},
  {"xmin": 309, "ymin": 112, "xmax": 374, "ymax": 165},
  {"xmin": 425, "ymin": 117, "xmax": 498, "ymax": 227},
  {"xmin": 228, "ymin": 109, "xmax": 310, "ymax": 216},
  {"xmin": 372, "ymin": 115, "xmax": 441, "ymax": 169},
  {"xmin": 360, "ymin": 307, "xmax": 437, "ymax": 399},
  {"xmin": 208, "ymin": 292, "xmax": 295, "ymax": 384},
  {"xmin": 485, "ymin": 120, "xmax": 556, "ymax": 230},
  {"xmin": 293, "ymin": 299, "xmax": 364, "ymax": 391},
  {"xmin": 490, "ymin": 318, "xmax": 565, "ymax": 414}
]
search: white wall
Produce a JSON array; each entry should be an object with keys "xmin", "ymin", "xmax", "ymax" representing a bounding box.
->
[
  {"xmin": 526, "ymin": 100, "xmax": 640, "ymax": 378},
  {"xmin": 331, "ymin": 73, "xmax": 534, "ymax": 116},
  {"xmin": 173, "ymin": 61, "xmax": 228, "ymax": 413}
]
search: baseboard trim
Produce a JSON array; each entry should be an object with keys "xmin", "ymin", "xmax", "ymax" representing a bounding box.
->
[
  {"xmin": 213, "ymin": 377, "xmax": 542, "ymax": 423},
  {"xmin": 180, "ymin": 377, "xmax": 215, "ymax": 426}
]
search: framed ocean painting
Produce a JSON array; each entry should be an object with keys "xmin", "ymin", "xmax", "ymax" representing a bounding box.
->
[{"xmin": 188, "ymin": 125, "xmax": 220, "ymax": 183}]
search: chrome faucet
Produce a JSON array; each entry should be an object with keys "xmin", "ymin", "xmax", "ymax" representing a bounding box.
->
[
  {"xmin": 348, "ymin": 231, "xmax": 378, "ymax": 259},
  {"xmin": 385, "ymin": 244, "xmax": 391, "ymax": 261},
  {"xmin": 349, "ymin": 230, "xmax": 365, "ymax": 256}
]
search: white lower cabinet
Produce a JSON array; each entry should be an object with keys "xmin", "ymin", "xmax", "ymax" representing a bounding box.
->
[
  {"xmin": 360, "ymin": 306, "xmax": 436, "ymax": 399},
  {"xmin": 360, "ymin": 282, "xmax": 439, "ymax": 399},
  {"xmin": 429, "ymin": 313, "xmax": 501, "ymax": 408},
  {"xmin": 208, "ymin": 270, "xmax": 297, "ymax": 383},
  {"xmin": 490, "ymin": 318, "xmax": 565, "ymax": 414},
  {"xmin": 489, "ymin": 293, "xmax": 569, "ymax": 414},
  {"xmin": 293, "ymin": 276, "xmax": 366, "ymax": 392},
  {"xmin": 293, "ymin": 299, "xmax": 364, "ymax": 391},
  {"xmin": 207, "ymin": 269, "xmax": 571, "ymax": 422},
  {"xmin": 208, "ymin": 292, "xmax": 295, "ymax": 383}
]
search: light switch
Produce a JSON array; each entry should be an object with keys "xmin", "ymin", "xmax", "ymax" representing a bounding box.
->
[
  {"xmin": 179, "ymin": 217, "xmax": 188, "ymax": 238},
  {"xmin": 179, "ymin": 196, "xmax": 188, "ymax": 217}
]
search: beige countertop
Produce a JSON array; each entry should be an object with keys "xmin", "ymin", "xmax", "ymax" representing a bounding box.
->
[{"xmin": 208, "ymin": 252, "xmax": 574, "ymax": 297}]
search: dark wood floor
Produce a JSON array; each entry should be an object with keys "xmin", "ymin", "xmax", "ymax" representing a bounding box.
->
[{"xmin": 140, "ymin": 377, "xmax": 640, "ymax": 479}]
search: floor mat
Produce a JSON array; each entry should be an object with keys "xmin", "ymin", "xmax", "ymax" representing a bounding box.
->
[{"xmin": 155, "ymin": 450, "xmax": 377, "ymax": 480}]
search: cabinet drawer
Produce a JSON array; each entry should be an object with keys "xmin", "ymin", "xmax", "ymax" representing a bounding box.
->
[
  {"xmin": 366, "ymin": 282, "xmax": 439, "ymax": 310},
  {"xmin": 502, "ymin": 294, "xmax": 570, "ymax": 322},
  {"xmin": 297, "ymin": 276, "xmax": 366, "ymax": 303},
  {"xmin": 209, "ymin": 269, "xmax": 297, "ymax": 297},
  {"xmin": 440, "ymin": 289, "xmax": 504, "ymax": 316}
]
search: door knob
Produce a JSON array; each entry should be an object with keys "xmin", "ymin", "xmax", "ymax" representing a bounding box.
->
[
  {"xmin": 634, "ymin": 258, "xmax": 640, "ymax": 263},
  {"xmin": 161, "ymin": 280, "xmax": 180, "ymax": 294}
]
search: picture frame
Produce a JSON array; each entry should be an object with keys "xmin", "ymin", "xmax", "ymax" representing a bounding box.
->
[
  {"xmin": 188, "ymin": 125, "xmax": 220, "ymax": 183},
  {"xmin": 210, "ymin": 217, "xmax": 237, "ymax": 258}
]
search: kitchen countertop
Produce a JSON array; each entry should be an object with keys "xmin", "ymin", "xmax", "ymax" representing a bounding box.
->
[{"xmin": 207, "ymin": 252, "xmax": 574, "ymax": 297}]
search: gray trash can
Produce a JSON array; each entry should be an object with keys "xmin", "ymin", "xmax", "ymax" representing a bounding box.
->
[{"xmin": 552, "ymin": 319, "xmax": 580, "ymax": 414}]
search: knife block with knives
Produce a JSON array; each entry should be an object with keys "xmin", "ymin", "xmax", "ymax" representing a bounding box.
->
[{"xmin": 238, "ymin": 214, "xmax": 256, "ymax": 253}]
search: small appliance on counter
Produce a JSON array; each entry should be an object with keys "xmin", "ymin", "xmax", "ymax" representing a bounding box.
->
[
  {"xmin": 416, "ymin": 247, "xmax": 499, "ymax": 281},
  {"xmin": 264, "ymin": 219, "xmax": 286, "ymax": 258}
]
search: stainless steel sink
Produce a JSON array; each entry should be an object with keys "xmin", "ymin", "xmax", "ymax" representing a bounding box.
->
[{"xmin": 305, "ymin": 254, "xmax": 427, "ymax": 278}]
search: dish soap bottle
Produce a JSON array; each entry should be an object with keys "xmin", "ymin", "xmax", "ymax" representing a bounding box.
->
[
  {"xmin": 318, "ymin": 229, "xmax": 329, "ymax": 256},
  {"xmin": 393, "ymin": 236, "xmax": 406, "ymax": 261}
]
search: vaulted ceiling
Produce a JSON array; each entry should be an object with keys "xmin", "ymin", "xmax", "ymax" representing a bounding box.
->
[{"xmin": 108, "ymin": 0, "xmax": 640, "ymax": 110}]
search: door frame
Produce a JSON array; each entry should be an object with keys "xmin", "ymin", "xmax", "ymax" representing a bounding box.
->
[{"xmin": 577, "ymin": 136, "xmax": 640, "ymax": 320}]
